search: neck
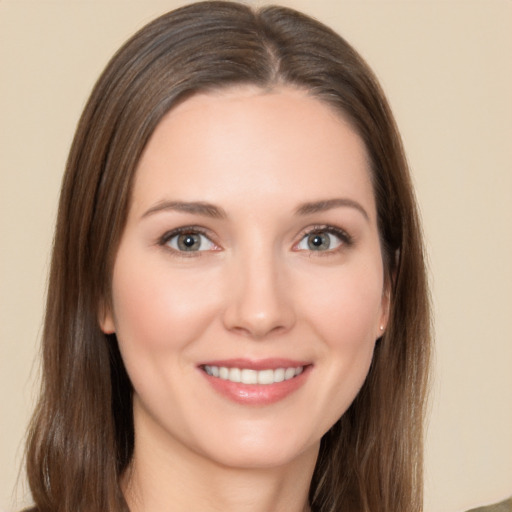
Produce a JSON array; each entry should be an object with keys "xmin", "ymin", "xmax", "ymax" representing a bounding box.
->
[
  {"xmin": 123, "ymin": 408, "xmax": 318, "ymax": 512},
  {"xmin": 124, "ymin": 461, "xmax": 314, "ymax": 512}
]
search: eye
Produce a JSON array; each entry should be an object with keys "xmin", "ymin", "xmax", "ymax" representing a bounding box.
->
[
  {"xmin": 162, "ymin": 229, "xmax": 217, "ymax": 252},
  {"xmin": 295, "ymin": 227, "xmax": 350, "ymax": 252}
]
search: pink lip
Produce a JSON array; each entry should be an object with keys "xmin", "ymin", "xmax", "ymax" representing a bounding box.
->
[{"xmin": 197, "ymin": 358, "xmax": 313, "ymax": 406}]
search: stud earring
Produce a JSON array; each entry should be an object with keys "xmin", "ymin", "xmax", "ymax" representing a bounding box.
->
[{"xmin": 379, "ymin": 325, "xmax": 385, "ymax": 331}]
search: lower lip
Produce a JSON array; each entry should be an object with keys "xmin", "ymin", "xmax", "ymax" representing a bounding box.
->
[{"xmin": 200, "ymin": 366, "xmax": 312, "ymax": 406}]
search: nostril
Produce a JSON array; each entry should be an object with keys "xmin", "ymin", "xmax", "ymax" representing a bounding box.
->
[{"xmin": 224, "ymin": 312, "xmax": 294, "ymax": 340}]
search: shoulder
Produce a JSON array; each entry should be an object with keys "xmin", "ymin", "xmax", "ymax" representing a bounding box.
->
[{"xmin": 466, "ymin": 497, "xmax": 512, "ymax": 512}]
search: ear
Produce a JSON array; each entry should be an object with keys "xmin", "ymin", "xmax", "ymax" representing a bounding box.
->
[
  {"xmin": 377, "ymin": 275, "xmax": 392, "ymax": 337},
  {"xmin": 98, "ymin": 300, "xmax": 116, "ymax": 334}
]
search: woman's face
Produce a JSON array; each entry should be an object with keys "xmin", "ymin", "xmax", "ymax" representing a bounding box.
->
[{"xmin": 101, "ymin": 86, "xmax": 389, "ymax": 470}]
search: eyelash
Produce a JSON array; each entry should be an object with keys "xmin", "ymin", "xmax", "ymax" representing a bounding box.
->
[
  {"xmin": 294, "ymin": 225, "xmax": 353, "ymax": 255},
  {"xmin": 158, "ymin": 226, "xmax": 219, "ymax": 257},
  {"xmin": 157, "ymin": 224, "xmax": 353, "ymax": 256}
]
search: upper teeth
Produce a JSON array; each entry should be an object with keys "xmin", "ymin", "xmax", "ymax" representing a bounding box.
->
[{"xmin": 203, "ymin": 365, "xmax": 304, "ymax": 385}]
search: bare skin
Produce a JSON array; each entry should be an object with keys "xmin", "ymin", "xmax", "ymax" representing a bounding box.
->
[{"xmin": 123, "ymin": 404, "xmax": 315, "ymax": 512}]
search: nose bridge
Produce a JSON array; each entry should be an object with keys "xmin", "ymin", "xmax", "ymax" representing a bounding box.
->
[{"xmin": 223, "ymin": 239, "xmax": 295, "ymax": 338}]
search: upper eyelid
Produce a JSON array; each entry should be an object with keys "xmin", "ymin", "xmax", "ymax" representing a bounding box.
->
[
  {"xmin": 295, "ymin": 224, "xmax": 352, "ymax": 241},
  {"xmin": 292, "ymin": 225, "xmax": 354, "ymax": 254},
  {"xmin": 157, "ymin": 227, "xmax": 221, "ymax": 258},
  {"xmin": 158, "ymin": 225, "xmax": 218, "ymax": 246}
]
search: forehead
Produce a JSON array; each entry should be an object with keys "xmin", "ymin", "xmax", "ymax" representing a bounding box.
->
[{"xmin": 132, "ymin": 85, "xmax": 375, "ymax": 219}]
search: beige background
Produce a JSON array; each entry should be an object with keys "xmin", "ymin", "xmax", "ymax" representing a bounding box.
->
[{"xmin": 1, "ymin": 1, "xmax": 511, "ymax": 511}]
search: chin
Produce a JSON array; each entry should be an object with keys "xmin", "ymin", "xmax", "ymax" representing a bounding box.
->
[
  {"xmin": 201, "ymin": 438, "xmax": 319, "ymax": 471},
  {"xmin": 183, "ymin": 417, "xmax": 322, "ymax": 471}
]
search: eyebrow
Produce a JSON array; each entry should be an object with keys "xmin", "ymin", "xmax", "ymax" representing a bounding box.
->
[
  {"xmin": 294, "ymin": 198, "xmax": 369, "ymax": 221},
  {"xmin": 141, "ymin": 197, "xmax": 369, "ymax": 222},
  {"xmin": 141, "ymin": 200, "xmax": 227, "ymax": 220}
]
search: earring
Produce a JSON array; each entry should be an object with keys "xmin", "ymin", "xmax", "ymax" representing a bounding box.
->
[{"xmin": 379, "ymin": 325, "xmax": 385, "ymax": 331}]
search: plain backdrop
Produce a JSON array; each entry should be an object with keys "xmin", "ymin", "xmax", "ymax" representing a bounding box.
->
[{"xmin": 1, "ymin": 1, "xmax": 511, "ymax": 511}]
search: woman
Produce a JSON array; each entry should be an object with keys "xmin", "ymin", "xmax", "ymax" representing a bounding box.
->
[{"xmin": 24, "ymin": 2, "xmax": 431, "ymax": 511}]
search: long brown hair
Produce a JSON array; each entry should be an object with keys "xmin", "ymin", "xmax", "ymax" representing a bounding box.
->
[{"xmin": 25, "ymin": 2, "xmax": 431, "ymax": 511}]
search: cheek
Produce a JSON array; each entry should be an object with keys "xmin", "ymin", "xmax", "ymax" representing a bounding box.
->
[
  {"xmin": 300, "ymin": 262, "xmax": 383, "ymax": 411},
  {"xmin": 108, "ymin": 254, "xmax": 224, "ymax": 426},
  {"xmin": 324, "ymin": 289, "xmax": 377, "ymax": 377},
  {"xmin": 302, "ymin": 263, "xmax": 384, "ymax": 347},
  {"xmin": 110, "ymin": 253, "xmax": 221, "ymax": 355}
]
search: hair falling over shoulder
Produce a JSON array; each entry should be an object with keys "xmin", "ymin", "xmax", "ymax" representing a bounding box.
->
[{"xmin": 24, "ymin": 2, "xmax": 431, "ymax": 511}]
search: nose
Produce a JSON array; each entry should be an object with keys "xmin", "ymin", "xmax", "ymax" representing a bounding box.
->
[{"xmin": 222, "ymin": 250, "xmax": 296, "ymax": 339}]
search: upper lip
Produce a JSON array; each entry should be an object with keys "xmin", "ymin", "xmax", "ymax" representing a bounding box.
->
[{"xmin": 197, "ymin": 358, "xmax": 311, "ymax": 371}]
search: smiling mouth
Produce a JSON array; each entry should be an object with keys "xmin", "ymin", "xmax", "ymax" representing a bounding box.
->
[{"xmin": 201, "ymin": 365, "xmax": 305, "ymax": 385}]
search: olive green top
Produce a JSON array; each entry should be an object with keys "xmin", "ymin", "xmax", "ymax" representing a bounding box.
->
[{"xmin": 466, "ymin": 497, "xmax": 512, "ymax": 512}]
